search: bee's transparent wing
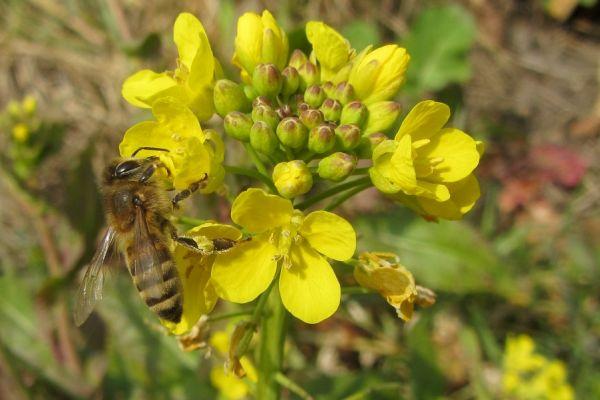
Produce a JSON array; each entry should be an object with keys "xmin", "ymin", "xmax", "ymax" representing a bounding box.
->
[
  {"xmin": 73, "ymin": 227, "xmax": 116, "ymax": 326},
  {"xmin": 132, "ymin": 207, "xmax": 166, "ymax": 301}
]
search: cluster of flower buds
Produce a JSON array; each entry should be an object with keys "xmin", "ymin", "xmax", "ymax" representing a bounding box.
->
[{"xmin": 215, "ymin": 50, "xmax": 401, "ymax": 198}]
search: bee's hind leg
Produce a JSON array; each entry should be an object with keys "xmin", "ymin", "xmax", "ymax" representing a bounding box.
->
[{"xmin": 172, "ymin": 174, "xmax": 208, "ymax": 209}]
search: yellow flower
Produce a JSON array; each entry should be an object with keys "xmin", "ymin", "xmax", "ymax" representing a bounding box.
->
[
  {"xmin": 119, "ymin": 97, "xmax": 224, "ymax": 191},
  {"xmin": 233, "ymin": 10, "xmax": 288, "ymax": 82},
  {"xmin": 348, "ymin": 44, "xmax": 410, "ymax": 104},
  {"xmin": 369, "ymin": 100, "xmax": 481, "ymax": 220},
  {"xmin": 354, "ymin": 252, "xmax": 418, "ymax": 321},
  {"xmin": 503, "ymin": 335, "xmax": 574, "ymax": 400},
  {"xmin": 162, "ymin": 222, "xmax": 242, "ymax": 335},
  {"xmin": 122, "ymin": 13, "xmax": 217, "ymax": 121},
  {"xmin": 12, "ymin": 123, "xmax": 29, "ymax": 143},
  {"xmin": 272, "ymin": 160, "xmax": 313, "ymax": 199},
  {"xmin": 209, "ymin": 330, "xmax": 257, "ymax": 400},
  {"xmin": 305, "ymin": 21, "xmax": 354, "ymax": 83},
  {"xmin": 211, "ymin": 188, "xmax": 356, "ymax": 324}
]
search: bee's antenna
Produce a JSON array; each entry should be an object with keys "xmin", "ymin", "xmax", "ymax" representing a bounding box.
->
[{"xmin": 131, "ymin": 147, "xmax": 170, "ymax": 157}]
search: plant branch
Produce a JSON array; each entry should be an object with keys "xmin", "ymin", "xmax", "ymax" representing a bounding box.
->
[
  {"xmin": 324, "ymin": 182, "xmax": 371, "ymax": 211},
  {"xmin": 275, "ymin": 372, "xmax": 314, "ymax": 400},
  {"xmin": 296, "ymin": 176, "xmax": 371, "ymax": 210},
  {"xmin": 224, "ymin": 164, "xmax": 276, "ymax": 193}
]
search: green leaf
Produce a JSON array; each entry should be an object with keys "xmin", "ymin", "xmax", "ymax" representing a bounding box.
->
[
  {"xmin": 403, "ymin": 5, "xmax": 476, "ymax": 93},
  {"xmin": 341, "ymin": 21, "xmax": 380, "ymax": 52}
]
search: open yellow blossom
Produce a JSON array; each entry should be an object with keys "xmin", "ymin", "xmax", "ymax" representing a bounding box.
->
[
  {"xmin": 211, "ymin": 188, "xmax": 356, "ymax": 324},
  {"xmin": 305, "ymin": 21, "xmax": 354, "ymax": 83},
  {"xmin": 162, "ymin": 222, "xmax": 242, "ymax": 335},
  {"xmin": 210, "ymin": 330, "xmax": 257, "ymax": 399},
  {"xmin": 348, "ymin": 44, "xmax": 410, "ymax": 104},
  {"xmin": 122, "ymin": 13, "xmax": 217, "ymax": 121},
  {"xmin": 233, "ymin": 10, "xmax": 288, "ymax": 82},
  {"xmin": 369, "ymin": 100, "xmax": 481, "ymax": 220},
  {"xmin": 354, "ymin": 252, "xmax": 418, "ymax": 321},
  {"xmin": 119, "ymin": 97, "xmax": 224, "ymax": 191},
  {"xmin": 503, "ymin": 335, "xmax": 574, "ymax": 400}
]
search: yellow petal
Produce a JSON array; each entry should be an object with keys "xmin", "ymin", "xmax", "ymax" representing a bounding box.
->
[
  {"xmin": 395, "ymin": 100, "xmax": 450, "ymax": 141},
  {"xmin": 299, "ymin": 211, "xmax": 356, "ymax": 261},
  {"xmin": 152, "ymin": 97, "xmax": 204, "ymax": 140},
  {"xmin": 370, "ymin": 137, "xmax": 417, "ymax": 194},
  {"xmin": 173, "ymin": 13, "xmax": 205, "ymax": 70},
  {"xmin": 260, "ymin": 10, "xmax": 288, "ymax": 69},
  {"xmin": 121, "ymin": 70, "xmax": 178, "ymax": 108},
  {"xmin": 234, "ymin": 12, "xmax": 264, "ymax": 74},
  {"xmin": 279, "ymin": 242, "xmax": 340, "ymax": 324},
  {"xmin": 419, "ymin": 128, "xmax": 479, "ymax": 183},
  {"xmin": 187, "ymin": 222, "xmax": 242, "ymax": 241},
  {"xmin": 306, "ymin": 21, "xmax": 351, "ymax": 74},
  {"xmin": 210, "ymin": 366, "xmax": 249, "ymax": 400},
  {"xmin": 231, "ymin": 188, "xmax": 293, "ymax": 233},
  {"xmin": 211, "ymin": 237, "xmax": 278, "ymax": 303},
  {"xmin": 418, "ymin": 174, "xmax": 480, "ymax": 220},
  {"xmin": 413, "ymin": 180, "xmax": 450, "ymax": 202},
  {"xmin": 171, "ymin": 137, "xmax": 212, "ymax": 190}
]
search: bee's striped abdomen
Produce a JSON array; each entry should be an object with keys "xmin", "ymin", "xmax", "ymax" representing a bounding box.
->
[{"xmin": 127, "ymin": 241, "xmax": 183, "ymax": 323}]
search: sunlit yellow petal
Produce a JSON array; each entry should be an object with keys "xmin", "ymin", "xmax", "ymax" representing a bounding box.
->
[
  {"xmin": 211, "ymin": 237, "xmax": 278, "ymax": 303},
  {"xmin": 279, "ymin": 243, "xmax": 340, "ymax": 324},
  {"xmin": 418, "ymin": 174, "xmax": 480, "ymax": 220},
  {"xmin": 187, "ymin": 222, "xmax": 242, "ymax": 241},
  {"xmin": 210, "ymin": 366, "xmax": 249, "ymax": 400},
  {"xmin": 419, "ymin": 128, "xmax": 479, "ymax": 183},
  {"xmin": 231, "ymin": 188, "xmax": 293, "ymax": 233},
  {"xmin": 121, "ymin": 70, "xmax": 178, "ymax": 108},
  {"xmin": 173, "ymin": 13, "xmax": 205, "ymax": 70},
  {"xmin": 299, "ymin": 211, "xmax": 356, "ymax": 261},
  {"xmin": 306, "ymin": 21, "xmax": 351, "ymax": 77},
  {"xmin": 395, "ymin": 100, "xmax": 450, "ymax": 141},
  {"xmin": 152, "ymin": 97, "xmax": 204, "ymax": 140},
  {"xmin": 234, "ymin": 12, "xmax": 264, "ymax": 74},
  {"xmin": 370, "ymin": 137, "xmax": 417, "ymax": 194}
]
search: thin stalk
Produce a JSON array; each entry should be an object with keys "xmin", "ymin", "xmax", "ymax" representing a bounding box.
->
[
  {"xmin": 257, "ymin": 285, "xmax": 287, "ymax": 400},
  {"xmin": 234, "ymin": 279, "xmax": 275, "ymax": 359},
  {"xmin": 224, "ymin": 165, "xmax": 276, "ymax": 193},
  {"xmin": 274, "ymin": 372, "xmax": 314, "ymax": 400},
  {"xmin": 206, "ymin": 309, "xmax": 254, "ymax": 323},
  {"xmin": 176, "ymin": 215, "xmax": 207, "ymax": 227},
  {"xmin": 296, "ymin": 176, "xmax": 371, "ymax": 210},
  {"xmin": 244, "ymin": 143, "xmax": 270, "ymax": 176},
  {"xmin": 351, "ymin": 167, "xmax": 370, "ymax": 175},
  {"xmin": 324, "ymin": 183, "xmax": 371, "ymax": 211}
]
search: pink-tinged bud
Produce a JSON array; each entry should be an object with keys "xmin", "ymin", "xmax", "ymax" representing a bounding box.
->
[
  {"xmin": 304, "ymin": 85, "xmax": 326, "ymax": 108},
  {"xmin": 297, "ymin": 62, "xmax": 319, "ymax": 91},
  {"xmin": 335, "ymin": 124, "xmax": 361, "ymax": 150},
  {"xmin": 252, "ymin": 63, "xmax": 282, "ymax": 97},
  {"xmin": 317, "ymin": 152, "xmax": 357, "ymax": 182},
  {"xmin": 308, "ymin": 124, "xmax": 336, "ymax": 154},
  {"xmin": 251, "ymin": 104, "xmax": 280, "ymax": 131},
  {"xmin": 300, "ymin": 108, "xmax": 324, "ymax": 129},
  {"xmin": 340, "ymin": 100, "xmax": 368, "ymax": 127},
  {"xmin": 250, "ymin": 121, "xmax": 278, "ymax": 155},
  {"xmin": 276, "ymin": 117, "xmax": 308, "ymax": 149},
  {"xmin": 224, "ymin": 111, "xmax": 253, "ymax": 142},
  {"xmin": 319, "ymin": 98, "xmax": 342, "ymax": 122},
  {"xmin": 335, "ymin": 82, "xmax": 356, "ymax": 105},
  {"xmin": 322, "ymin": 81, "xmax": 336, "ymax": 98},
  {"xmin": 281, "ymin": 66, "xmax": 300, "ymax": 97}
]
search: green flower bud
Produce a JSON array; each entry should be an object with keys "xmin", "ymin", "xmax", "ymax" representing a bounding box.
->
[
  {"xmin": 273, "ymin": 160, "xmax": 313, "ymax": 199},
  {"xmin": 317, "ymin": 152, "xmax": 357, "ymax": 182},
  {"xmin": 308, "ymin": 124, "xmax": 336, "ymax": 154},
  {"xmin": 340, "ymin": 101, "xmax": 368, "ymax": 127},
  {"xmin": 322, "ymin": 81, "xmax": 336, "ymax": 98},
  {"xmin": 304, "ymin": 85, "xmax": 326, "ymax": 108},
  {"xmin": 335, "ymin": 124, "xmax": 361, "ymax": 150},
  {"xmin": 335, "ymin": 82, "xmax": 356, "ymax": 105},
  {"xmin": 289, "ymin": 49, "xmax": 308, "ymax": 70},
  {"xmin": 276, "ymin": 117, "xmax": 308, "ymax": 149},
  {"xmin": 224, "ymin": 111, "xmax": 253, "ymax": 142},
  {"xmin": 243, "ymin": 85, "xmax": 258, "ymax": 101},
  {"xmin": 357, "ymin": 132, "xmax": 388, "ymax": 158},
  {"xmin": 251, "ymin": 104, "xmax": 280, "ymax": 131},
  {"xmin": 364, "ymin": 101, "xmax": 401, "ymax": 134},
  {"xmin": 297, "ymin": 62, "xmax": 319, "ymax": 91},
  {"xmin": 252, "ymin": 96, "xmax": 273, "ymax": 108},
  {"xmin": 252, "ymin": 63, "xmax": 282, "ymax": 97},
  {"xmin": 320, "ymin": 98, "xmax": 342, "ymax": 122},
  {"xmin": 214, "ymin": 79, "xmax": 250, "ymax": 117},
  {"xmin": 250, "ymin": 121, "xmax": 278, "ymax": 155},
  {"xmin": 281, "ymin": 66, "xmax": 300, "ymax": 98},
  {"xmin": 299, "ymin": 108, "xmax": 324, "ymax": 129}
]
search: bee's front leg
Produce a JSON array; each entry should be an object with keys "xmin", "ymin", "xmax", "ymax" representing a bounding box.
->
[{"xmin": 171, "ymin": 174, "xmax": 208, "ymax": 209}]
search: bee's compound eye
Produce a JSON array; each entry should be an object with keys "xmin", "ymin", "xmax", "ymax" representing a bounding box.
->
[
  {"xmin": 132, "ymin": 195, "xmax": 143, "ymax": 207},
  {"xmin": 115, "ymin": 160, "xmax": 141, "ymax": 178}
]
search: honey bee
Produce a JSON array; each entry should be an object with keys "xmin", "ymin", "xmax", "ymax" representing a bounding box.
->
[{"xmin": 74, "ymin": 147, "xmax": 216, "ymax": 326}]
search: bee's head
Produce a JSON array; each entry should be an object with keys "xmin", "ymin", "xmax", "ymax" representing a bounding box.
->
[{"xmin": 104, "ymin": 147, "xmax": 170, "ymax": 183}]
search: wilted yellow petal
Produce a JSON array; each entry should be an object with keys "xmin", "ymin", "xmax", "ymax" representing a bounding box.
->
[
  {"xmin": 395, "ymin": 100, "xmax": 450, "ymax": 141},
  {"xmin": 279, "ymin": 242, "xmax": 340, "ymax": 324},
  {"xmin": 211, "ymin": 237, "xmax": 278, "ymax": 303},
  {"xmin": 231, "ymin": 188, "xmax": 293, "ymax": 233},
  {"xmin": 121, "ymin": 70, "xmax": 178, "ymax": 108},
  {"xmin": 299, "ymin": 211, "xmax": 356, "ymax": 261},
  {"xmin": 419, "ymin": 128, "xmax": 479, "ymax": 183}
]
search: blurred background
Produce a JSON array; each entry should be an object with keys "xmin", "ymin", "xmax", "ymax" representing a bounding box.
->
[{"xmin": 0, "ymin": 0, "xmax": 598, "ymax": 399}]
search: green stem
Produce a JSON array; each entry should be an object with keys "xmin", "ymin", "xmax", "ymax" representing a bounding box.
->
[
  {"xmin": 343, "ymin": 382, "xmax": 401, "ymax": 400},
  {"xmin": 244, "ymin": 143, "xmax": 270, "ymax": 177},
  {"xmin": 296, "ymin": 176, "xmax": 371, "ymax": 210},
  {"xmin": 351, "ymin": 166, "xmax": 370, "ymax": 175},
  {"xmin": 324, "ymin": 182, "xmax": 371, "ymax": 211},
  {"xmin": 224, "ymin": 165, "xmax": 276, "ymax": 193},
  {"xmin": 234, "ymin": 281, "xmax": 274, "ymax": 359},
  {"xmin": 257, "ymin": 285, "xmax": 287, "ymax": 400},
  {"xmin": 274, "ymin": 372, "xmax": 314, "ymax": 400},
  {"xmin": 206, "ymin": 309, "xmax": 254, "ymax": 323}
]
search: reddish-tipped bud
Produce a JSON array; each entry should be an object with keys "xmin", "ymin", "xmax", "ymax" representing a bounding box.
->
[
  {"xmin": 251, "ymin": 104, "xmax": 280, "ymax": 131},
  {"xmin": 252, "ymin": 63, "xmax": 282, "ymax": 97},
  {"xmin": 288, "ymin": 49, "xmax": 308, "ymax": 70},
  {"xmin": 300, "ymin": 108, "xmax": 324, "ymax": 129},
  {"xmin": 357, "ymin": 132, "xmax": 388, "ymax": 158},
  {"xmin": 276, "ymin": 117, "xmax": 308, "ymax": 149},
  {"xmin": 214, "ymin": 79, "xmax": 250, "ymax": 117},
  {"xmin": 281, "ymin": 66, "xmax": 300, "ymax": 97},
  {"xmin": 297, "ymin": 62, "xmax": 319, "ymax": 91},
  {"xmin": 304, "ymin": 85, "xmax": 326, "ymax": 108},
  {"xmin": 320, "ymin": 98, "xmax": 342, "ymax": 122},
  {"xmin": 335, "ymin": 82, "xmax": 356, "ymax": 105},
  {"xmin": 250, "ymin": 121, "xmax": 278, "ymax": 155},
  {"xmin": 340, "ymin": 101, "xmax": 368, "ymax": 127},
  {"xmin": 317, "ymin": 152, "xmax": 357, "ymax": 182},
  {"xmin": 308, "ymin": 124, "xmax": 336, "ymax": 154},
  {"xmin": 335, "ymin": 124, "xmax": 362, "ymax": 150},
  {"xmin": 224, "ymin": 111, "xmax": 252, "ymax": 142}
]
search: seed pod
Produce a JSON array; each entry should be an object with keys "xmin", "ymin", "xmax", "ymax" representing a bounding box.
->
[
  {"xmin": 224, "ymin": 111, "xmax": 253, "ymax": 142},
  {"xmin": 320, "ymin": 98, "xmax": 342, "ymax": 122},
  {"xmin": 276, "ymin": 117, "xmax": 308, "ymax": 149},
  {"xmin": 317, "ymin": 152, "xmax": 357, "ymax": 182},
  {"xmin": 250, "ymin": 121, "xmax": 278, "ymax": 155},
  {"xmin": 281, "ymin": 66, "xmax": 300, "ymax": 98},
  {"xmin": 300, "ymin": 108, "xmax": 324, "ymax": 129},
  {"xmin": 304, "ymin": 85, "xmax": 326, "ymax": 108},
  {"xmin": 252, "ymin": 63, "xmax": 282, "ymax": 98},
  {"xmin": 251, "ymin": 104, "xmax": 280, "ymax": 131},
  {"xmin": 335, "ymin": 124, "xmax": 361, "ymax": 150},
  {"xmin": 214, "ymin": 79, "xmax": 250, "ymax": 117},
  {"xmin": 340, "ymin": 101, "xmax": 368, "ymax": 127},
  {"xmin": 272, "ymin": 160, "xmax": 313, "ymax": 199},
  {"xmin": 308, "ymin": 124, "xmax": 336, "ymax": 154}
]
